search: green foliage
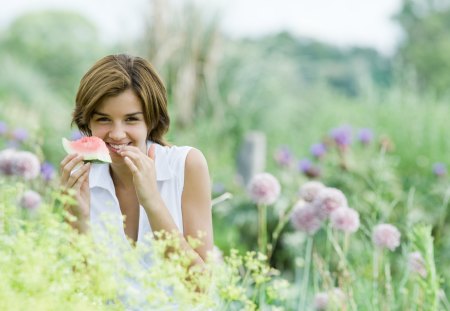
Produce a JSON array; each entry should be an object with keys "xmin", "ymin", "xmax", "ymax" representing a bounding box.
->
[
  {"xmin": 0, "ymin": 10, "xmax": 105, "ymax": 100},
  {"xmin": 395, "ymin": 0, "xmax": 450, "ymax": 97}
]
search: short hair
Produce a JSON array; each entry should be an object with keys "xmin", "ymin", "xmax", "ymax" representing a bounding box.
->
[{"xmin": 72, "ymin": 54, "xmax": 170, "ymax": 145}]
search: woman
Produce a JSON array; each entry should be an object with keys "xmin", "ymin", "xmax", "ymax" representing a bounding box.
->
[{"xmin": 60, "ymin": 54, "xmax": 213, "ymax": 266}]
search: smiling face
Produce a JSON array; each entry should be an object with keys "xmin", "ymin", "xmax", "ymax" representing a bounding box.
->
[{"xmin": 89, "ymin": 89, "xmax": 149, "ymax": 162}]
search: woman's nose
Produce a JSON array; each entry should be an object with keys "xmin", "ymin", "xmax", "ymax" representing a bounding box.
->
[{"xmin": 108, "ymin": 123, "xmax": 126, "ymax": 140}]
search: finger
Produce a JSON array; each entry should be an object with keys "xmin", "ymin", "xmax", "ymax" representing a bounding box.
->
[
  {"xmin": 73, "ymin": 167, "xmax": 89, "ymax": 191},
  {"xmin": 119, "ymin": 150, "xmax": 143, "ymax": 167},
  {"xmin": 148, "ymin": 144, "xmax": 156, "ymax": 160},
  {"xmin": 60, "ymin": 153, "xmax": 78, "ymax": 173},
  {"xmin": 61, "ymin": 154, "xmax": 84, "ymax": 182},
  {"xmin": 66, "ymin": 162, "xmax": 90, "ymax": 188},
  {"xmin": 124, "ymin": 156, "xmax": 139, "ymax": 174}
]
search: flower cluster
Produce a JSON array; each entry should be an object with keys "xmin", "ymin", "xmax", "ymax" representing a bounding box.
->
[
  {"xmin": 0, "ymin": 149, "xmax": 41, "ymax": 180},
  {"xmin": 291, "ymin": 181, "xmax": 360, "ymax": 235}
]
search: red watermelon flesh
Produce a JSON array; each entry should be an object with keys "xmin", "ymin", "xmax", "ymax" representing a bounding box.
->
[{"xmin": 62, "ymin": 136, "xmax": 111, "ymax": 164}]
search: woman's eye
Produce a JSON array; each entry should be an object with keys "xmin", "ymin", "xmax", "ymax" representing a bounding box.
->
[
  {"xmin": 126, "ymin": 117, "xmax": 138, "ymax": 122},
  {"xmin": 97, "ymin": 117, "xmax": 109, "ymax": 122}
]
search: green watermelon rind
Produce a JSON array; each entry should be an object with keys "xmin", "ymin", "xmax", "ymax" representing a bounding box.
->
[{"xmin": 62, "ymin": 137, "xmax": 112, "ymax": 164}]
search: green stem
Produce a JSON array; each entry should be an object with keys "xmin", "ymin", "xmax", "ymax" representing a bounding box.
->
[
  {"xmin": 385, "ymin": 259, "xmax": 394, "ymax": 310},
  {"xmin": 373, "ymin": 248, "xmax": 380, "ymax": 310},
  {"xmin": 299, "ymin": 236, "xmax": 313, "ymax": 310},
  {"xmin": 258, "ymin": 204, "xmax": 267, "ymax": 256}
]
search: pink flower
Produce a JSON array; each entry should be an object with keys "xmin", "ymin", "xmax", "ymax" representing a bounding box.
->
[
  {"xmin": 291, "ymin": 201, "xmax": 322, "ymax": 235},
  {"xmin": 408, "ymin": 251, "xmax": 427, "ymax": 277},
  {"xmin": 299, "ymin": 181, "xmax": 326, "ymax": 203},
  {"xmin": 19, "ymin": 190, "xmax": 42, "ymax": 210},
  {"xmin": 372, "ymin": 224, "xmax": 401, "ymax": 251},
  {"xmin": 313, "ymin": 187, "xmax": 348, "ymax": 220},
  {"xmin": 248, "ymin": 173, "xmax": 281, "ymax": 205},
  {"xmin": 330, "ymin": 207, "xmax": 360, "ymax": 233},
  {"xmin": 11, "ymin": 151, "xmax": 41, "ymax": 180},
  {"xmin": 314, "ymin": 292, "xmax": 329, "ymax": 310},
  {"xmin": 313, "ymin": 288, "xmax": 345, "ymax": 310},
  {"xmin": 0, "ymin": 149, "xmax": 16, "ymax": 175}
]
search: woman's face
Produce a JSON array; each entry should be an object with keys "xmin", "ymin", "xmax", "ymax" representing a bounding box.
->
[{"xmin": 89, "ymin": 89, "xmax": 149, "ymax": 162}]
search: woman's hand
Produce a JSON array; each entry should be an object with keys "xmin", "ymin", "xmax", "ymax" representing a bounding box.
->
[
  {"xmin": 60, "ymin": 154, "xmax": 91, "ymax": 230},
  {"xmin": 118, "ymin": 144, "xmax": 160, "ymax": 210}
]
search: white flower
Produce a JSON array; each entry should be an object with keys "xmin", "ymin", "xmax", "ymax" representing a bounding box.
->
[
  {"xmin": 372, "ymin": 224, "xmax": 401, "ymax": 251},
  {"xmin": 290, "ymin": 201, "xmax": 323, "ymax": 235},
  {"xmin": 248, "ymin": 173, "xmax": 281, "ymax": 205},
  {"xmin": 299, "ymin": 181, "xmax": 326, "ymax": 203},
  {"xmin": 330, "ymin": 207, "xmax": 360, "ymax": 233},
  {"xmin": 313, "ymin": 187, "xmax": 348, "ymax": 220}
]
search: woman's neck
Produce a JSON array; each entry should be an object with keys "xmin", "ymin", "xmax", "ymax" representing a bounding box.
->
[{"xmin": 109, "ymin": 163, "xmax": 134, "ymax": 190}]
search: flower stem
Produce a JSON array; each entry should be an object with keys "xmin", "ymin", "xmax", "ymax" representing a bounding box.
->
[
  {"xmin": 299, "ymin": 236, "xmax": 313, "ymax": 310},
  {"xmin": 258, "ymin": 204, "xmax": 267, "ymax": 256}
]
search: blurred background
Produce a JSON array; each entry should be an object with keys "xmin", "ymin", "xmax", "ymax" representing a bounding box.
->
[{"xmin": 1, "ymin": 0, "xmax": 450, "ymax": 290}]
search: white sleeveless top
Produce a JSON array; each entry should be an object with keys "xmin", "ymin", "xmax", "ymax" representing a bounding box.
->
[{"xmin": 88, "ymin": 141, "xmax": 192, "ymax": 248}]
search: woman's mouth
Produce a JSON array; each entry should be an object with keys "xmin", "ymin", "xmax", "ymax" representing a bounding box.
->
[{"xmin": 106, "ymin": 142, "xmax": 131, "ymax": 153}]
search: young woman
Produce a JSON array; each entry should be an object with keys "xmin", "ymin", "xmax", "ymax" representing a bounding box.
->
[{"xmin": 60, "ymin": 54, "xmax": 213, "ymax": 266}]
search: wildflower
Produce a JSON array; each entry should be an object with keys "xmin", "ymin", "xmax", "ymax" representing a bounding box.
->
[
  {"xmin": 314, "ymin": 292, "xmax": 329, "ymax": 310},
  {"xmin": 310, "ymin": 143, "xmax": 326, "ymax": 159},
  {"xmin": 298, "ymin": 158, "xmax": 321, "ymax": 178},
  {"xmin": 248, "ymin": 173, "xmax": 281, "ymax": 205},
  {"xmin": 330, "ymin": 125, "xmax": 352, "ymax": 149},
  {"xmin": 313, "ymin": 288, "xmax": 345, "ymax": 310},
  {"xmin": 40, "ymin": 161, "xmax": 55, "ymax": 181},
  {"xmin": 274, "ymin": 146, "xmax": 294, "ymax": 167},
  {"xmin": 299, "ymin": 181, "xmax": 326, "ymax": 203},
  {"xmin": 0, "ymin": 121, "xmax": 7, "ymax": 136},
  {"xmin": 19, "ymin": 190, "xmax": 42, "ymax": 210},
  {"xmin": 372, "ymin": 224, "xmax": 401, "ymax": 251},
  {"xmin": 408, "ymin": 251, "xmax": 427, "ymax": 278},
  {"xmin": 379, "ymin": 135, "xmax": 395, "ymax": 152},
  {"xmin": 313, "ymin": 187, "xmax": 348, "ymax": 220},
  {"xmin": 291, "ymin": 201, "xmax": 322, "ymax": 235},
  {"xmin": 358, "ymin": 128, "xmax": 374, "ymax": 145},
  {"xmin": 0, "ymin": 149, "xmax": 16, "ymax": 175},
  {"xmin": 330, "ymin": 207, "xmax": 360, "ymax": 233},
  {"xmin": 12, "ymin": 128, "xmax": 28, "ymax": 142},
  {"xmin": 11, "ymin": 151, "xmax": 41, "ymax": 180},
  {"xmin": 432, "ymin": 163, "xmax": 446, "ymax": 177}
]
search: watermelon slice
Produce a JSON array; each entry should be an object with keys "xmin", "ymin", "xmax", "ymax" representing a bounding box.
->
[{"xmin": 62, "ymin": 136, "xmax": 112, "ymax": 164}]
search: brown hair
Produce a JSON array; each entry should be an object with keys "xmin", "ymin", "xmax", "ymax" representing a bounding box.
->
[{"xmin": 72, "ymin": 54, "xmax": 170, "ymax": 145}]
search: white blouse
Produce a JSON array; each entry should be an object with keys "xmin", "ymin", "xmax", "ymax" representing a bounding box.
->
[{"xmin": 88, "ymin": 141, "xmax": 192, "ymax": 248}]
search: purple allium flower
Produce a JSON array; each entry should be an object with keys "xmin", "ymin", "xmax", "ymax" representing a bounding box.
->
[
  {"xmin": 358, "ymin": 128, "xmax": 374, "ymax": 145},
  {"xmin": 0, "ymin": 149, "xmax": 16, "ymax": 175},
  {"xmin": 314, "ymin": 292, "xmax": 329, "ymax": 310},
  {"xmin": 299, "ymin": 181, "xmax": 326, "ymax": 203},
  {"xmin": 12, "ymin": 128, "xmax": 28, "ymax": 142},
  {"xmin": 0, "ymin": 121, "xmax": 7, "ymax": 136},
  {"xmin": 372, "ymin": 224, "xmax": 401, "ymax": 251},
  {"xmin": 432, "ymin": 163, "xmax": 446, "ymax": 177},
  {"xmin": 274, "ymin": 146, "xmax": 294, "ymax": 167},
  {"xmin": 298, "ymin": 158, "xmax": 321, "ymax": 178},
  {"xmin": 70, "ymin": 130, "xmax": 83, "ymax": 141},
  {"xmin": 40, "ymin": 161, "xmax": 55, "ymax": 181},
  {"xmin": 330, "ymin": 207, "xmax": 360, "ymax": 233},
  {"xmin": 408, "ymin": 251, "xmax": 427, "ymax": 278},
  {"xmin": 313, "ymin": 288, "xmax": 345, "ymax": 310},
  {"xmin": 313, "ymin": 187, "xmax": 348, "ymax": 220},
  {"xmin": 310, "ymin": 143, "xmax": 327, "ymax": 159},
  {"xmin": 248, "ymin": 173, "xmax": 281, "ymax": 205},
  {"xmin": 19, "ymin": 190, "xmax": 42, "ymax": 210},
  {"xmin": 291, "ymin": 201, "xmax": 323, "ymax": 235},
  {"xmin": 330, "ymin": 125, "xmax": 352, "ymax": 149},
  {"xmin": 11, "ymin": 151, "xmax": 41, "ymax": 180}
]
